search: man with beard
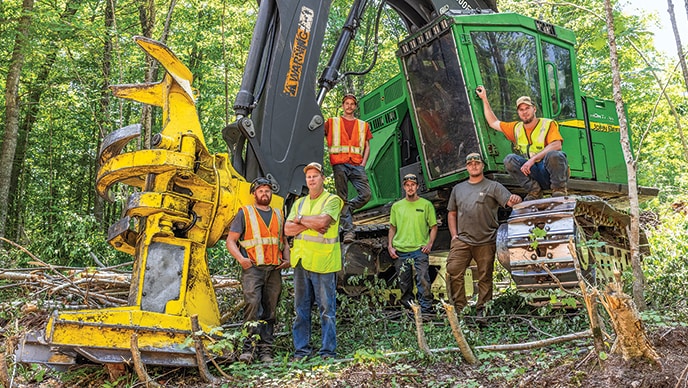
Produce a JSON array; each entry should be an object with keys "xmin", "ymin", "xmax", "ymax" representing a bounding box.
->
[
  {"xmin": 476, "ymin": 86, "xmax": 569, "ymax": 200},
  {"xmin": 226, "ymin": 177, "xmax": 291, "ymax": 363},
  {"xmin": 285, "ymin": 162, "xmax": 343, "ymax": 360},
  {"xmin": 446, "ymin": 153, "xmax": 521, "ymax": 321},
  {"xmin": 325, "ymin": 94, "xmax": 372, "ymax": 243},
  {"xmin": 387, "ymin": 173, "xmax": 438, "ymax": 316}
]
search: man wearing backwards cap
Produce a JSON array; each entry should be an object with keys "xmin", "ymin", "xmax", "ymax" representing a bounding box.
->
[
  {"xmin": 446, "ymin": 153, "xmax": 521, "ymax": 321},
  {"xmin": 476, "ymin": 86, "xmax": 569, "ymax": 200},
  {"xmin": 388, "ymin": 173, "xmax": 438, "ymax": 315},
  {"xmin": 285, "ymin": 162, "xmax": 343, "ymax": 360},
  {"xmin": 226, "ymin": 177, "xmax": 291, "ymax": 363},
  {"xmin": 324, "ymin": 93, "xmax": 373, "ymax": 243}
]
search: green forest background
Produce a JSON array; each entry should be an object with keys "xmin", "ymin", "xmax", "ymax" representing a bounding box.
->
[{"xmin": 0, "ymin": 0, "xmax": 686, "ymax": 316}]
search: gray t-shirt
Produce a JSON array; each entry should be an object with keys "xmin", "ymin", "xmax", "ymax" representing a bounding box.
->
[{"xmin": 447, "ymin": 178, "xmax": 512, "ymax": 245}]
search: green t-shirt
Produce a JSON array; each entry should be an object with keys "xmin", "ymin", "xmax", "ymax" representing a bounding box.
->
[{"xmin": 389, "ymin": 197, "xmax": 437, "ymax": 252}]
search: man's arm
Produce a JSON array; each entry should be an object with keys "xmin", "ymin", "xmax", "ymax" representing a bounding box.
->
[
  {"xmin": 226, "ymin": 231, "xmax": 253, "ymax": 270},
  {"xmin": 448, "ymin": 211, "xmax": 458, "ymax": 240},
  {"xmin": 361, "ymin": 139, "xmax": 371, "ymax": 167},
  {"xmin": 476, "ymin": 86, "xmax": 503, "ymax": 133},
  {"xmin": 422, "ymin": 225, "xmax": 438, "ymax": 254},
  {"xmin": 276, "ymin": 237, "xmax": 291, "ymax": 269},
  {"xmin": 387, "ymin": 225, "xmax": 398, "ymax": 259},
  {"xmin": 519, "ymin": 140, "xmax": 563, "ymax": 176},
  {"xmin": 285, "ymin": 213, "xmax": 333, "ymax": 236}
]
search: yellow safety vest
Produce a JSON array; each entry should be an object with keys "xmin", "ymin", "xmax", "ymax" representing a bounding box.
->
[
  {"xmin": 291, "ymin": 192, "xmax": 342, "ymax": 273},
  {"xmin": 514, "ymin": 118, "xmax": 553, "ymax": 158}
]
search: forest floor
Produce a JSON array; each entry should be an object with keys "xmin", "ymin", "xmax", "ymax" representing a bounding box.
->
[{"xmin": 7, "ymin": 311, "xmax": 686, "ymax": 387}]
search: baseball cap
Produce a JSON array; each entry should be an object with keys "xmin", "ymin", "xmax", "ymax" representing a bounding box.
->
[
  {"xmin": 342, "ymin": 93, "xmax": 358, "ymax": 105},
  {"xmin": 465, "ymin": 152, "xmax": 483, "ymax": 163},
  {"xmin": 303, "ymin": 162, "xmax": 323, "ymax": 174},
  {"xmin": 516, "ymin": 96, "xmax": 535, "ymax": 108},
  {"xmin": 402, "ymin": 173, "xmax": 418, "ymax": 183},
  {"xmin": 250, "ymin": 177, "xmax": 272, "ymax": 193}
]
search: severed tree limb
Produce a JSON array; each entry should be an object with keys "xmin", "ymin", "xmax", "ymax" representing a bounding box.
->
[
  {"xmin": 0, "ymin": 335, "xmax": 16, "ymax": 388},
  {"xmin": 568, "ymin": 238, "xmax": 607, "ymax": 357},
  {"xmin": 409, "ymin": 302, "xmax": 431, "ymax": 355},
  {"xmin": 441, "ymin": 301, "xmax": 477, "ymax": 364},
  {"xmin": 476, "ymin": 330, "xmax": 592, "ymax": 352},
  {"xmin": 130, "ymin": 333, "xmax": 162, "ymax": 388},
  {"xmin": 535, "ymin": 262, "xmax": 581, "ymax": 298},
  {"xmin": 190, "ymin": 315, "xmax": 222, "ymax": 385}
]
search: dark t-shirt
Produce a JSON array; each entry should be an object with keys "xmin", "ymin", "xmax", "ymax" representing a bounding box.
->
[{"xmin": 447, "ymin": 178, "xmax": 512, "ymax": 245}]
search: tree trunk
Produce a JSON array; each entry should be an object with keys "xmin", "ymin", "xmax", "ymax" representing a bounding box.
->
[
  {"xmin": 7, "ymin": 1, "xmax": 82, "ymax": 242},
  {"xmin": 139, "ymin": 0, "xmax": 156, "ymax": 150},
  {"xmin": 94, "ymin": 0, "xmax": 117, "ymax": 225},
  {"xmin": 668, "ymin": 0, "xmax": 688, "ymax": 93},
  {"xmin": 0, "ymin": 0, "xmax": 34, "ymax": 243},
  {"xmin": 603, "ymin": 0, "xmax": 647, "ymax": 310}
]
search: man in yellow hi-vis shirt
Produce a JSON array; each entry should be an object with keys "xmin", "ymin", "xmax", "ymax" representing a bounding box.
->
[{"xmin": 285, "ymin": 162, "xmax": 343, "ymax": 361}]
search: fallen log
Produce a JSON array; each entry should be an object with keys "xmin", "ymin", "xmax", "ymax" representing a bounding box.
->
[{"xmin": 475, "ymin": 330, "xmax": 592, "ymax": 352}]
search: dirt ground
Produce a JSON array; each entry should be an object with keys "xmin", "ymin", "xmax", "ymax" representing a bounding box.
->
[{"xmin": 275, "ymin": 325, "xmax": 688, "ymax": 388}]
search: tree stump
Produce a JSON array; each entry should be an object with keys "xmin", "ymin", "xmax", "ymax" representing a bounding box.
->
[{"xmin": 599, "ymin": 276, "xmax": 661, "ymax": 366}]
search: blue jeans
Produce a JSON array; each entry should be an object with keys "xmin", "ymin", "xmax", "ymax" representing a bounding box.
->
[
  {"xmin": 241, "ymin": 265, "xmax": 282, "ymax": 355},
  {"xmin": 292, "ymin": 263, "xmax": 337, "ymax": 358},
  {"xmin": 503, "ymin": 151, "xmax": 568, "ymax": 192},
  {"xmin": 333, "ymin": 163, "xmax": 371, "ymax": 233},
  {"xmin": 393, "ymin": 249, "xmax": 433, "ymax": 313}
]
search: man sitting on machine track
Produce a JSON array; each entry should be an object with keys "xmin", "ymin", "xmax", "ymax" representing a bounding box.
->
[{"xmin": 476, "ymin": 85, "xmax": 569, "ymax": 201}]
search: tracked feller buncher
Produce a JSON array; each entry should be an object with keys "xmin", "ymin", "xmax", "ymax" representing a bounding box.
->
[{"xmin": 17, "ymin": 0, "xmax": 656, "ymax": 372}]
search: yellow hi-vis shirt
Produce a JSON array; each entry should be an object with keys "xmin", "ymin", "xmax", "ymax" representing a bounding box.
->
[{"xmin": 288, "ymin": 191, "xmax": 343, "ymax": 274}]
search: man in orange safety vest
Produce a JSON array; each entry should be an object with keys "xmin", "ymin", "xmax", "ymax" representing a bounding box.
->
[{"xmin": 226, "ymin": 177, "xmax": 291, "ymax": 364}]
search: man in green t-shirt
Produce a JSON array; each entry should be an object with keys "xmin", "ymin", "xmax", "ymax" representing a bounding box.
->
[
  {"xmin": 388, "ymin": 173, "xmax": 438, "ymax": 315},
  {"xmin": 447, "ymin": 153, "xmax": 522, "ymax": 320}
]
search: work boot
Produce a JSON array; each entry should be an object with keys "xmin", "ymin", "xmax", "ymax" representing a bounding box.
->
[
  {"xmin": 551, "ymin": 190, "xmax": 567, "ymax": 197},
  {"xmin": 238, "ymin": 352, "xmax": 253, "ymax": 363},
  {"xmin": 523, "ymin": 190, "xmax": 543, "ymax": 201},
  {"xmin": 259, "ymin": 353, "xmax": 274, "ymax": 363}
]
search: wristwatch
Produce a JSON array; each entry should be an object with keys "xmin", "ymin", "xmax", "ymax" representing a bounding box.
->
[{"xmin": 297, "ymin": 215, "xmax": 303, "ymax": 224}]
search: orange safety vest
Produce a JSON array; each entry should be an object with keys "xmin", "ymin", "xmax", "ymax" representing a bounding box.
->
[
  {"xmin": 327, "ymin": 117, "xmax": 368, "ymax": 165},
  {"xmin": 238, "ymin": 205, "xmax": 284, "ymax": 266}
]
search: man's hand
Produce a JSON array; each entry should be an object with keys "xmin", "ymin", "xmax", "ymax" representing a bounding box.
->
[
  {"xmin": 506, "ymin": 194, "xmax": 522, "ymax": 208},
  {"xmin": 520, "ymin": 158, "xmax": 536, "ymax": 176},
  {"xmin": 421, "ymin": 241, "xmax": 433, "ymax": 254},
  {"xmin": 276, "ymin": 259, "xmax": 291, "ymax": 270},
  {"xmin": 388, "ymin": 246, "xmax": 399, "ymax": 259},
  {"xmin": 476, "ymin": 85, "xmax": 487, "ymax": 100},
  {"xmin": 237, "ymin": 256, "xmax": 253, "ymax": 270}
]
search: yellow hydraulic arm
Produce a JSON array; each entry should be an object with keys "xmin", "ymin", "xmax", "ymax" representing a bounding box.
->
[{"xmin": 17, "ymin": 36, "xmax": 281, "ymax": 368}]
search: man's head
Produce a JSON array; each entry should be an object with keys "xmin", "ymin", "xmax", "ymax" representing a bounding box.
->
[
  {"xmin": 342, "ymin": 93, "xmax": 358, "ymax": 117},
  {"xmin": 516, "ymin": 96, "xmax": 537, "ymax": 124},
  {"xmin": 303, "ymin": 162, "xmax": 325, "ymax": 193},
  {"xmin": 402, "ymin": 173, "xmax": 419, "ymax": 198},
  {"xmin": 465, "ymin": 152, "xmax": 484, "ymax": 178},
  {"xmin": 250, "ymin": 177, "xmax": 273, "ymax": 206}
]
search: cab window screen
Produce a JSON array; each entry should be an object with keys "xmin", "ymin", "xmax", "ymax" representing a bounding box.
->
[
  {"xmin": 471, "ymin": 31, "xmax": 540, "ymax": 121},
  {"xmin": 402, "ymin": 33, "xmax": 479, "ymax": 180}
]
